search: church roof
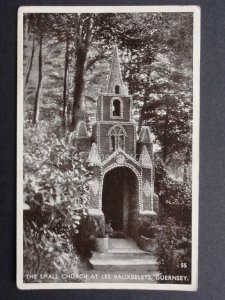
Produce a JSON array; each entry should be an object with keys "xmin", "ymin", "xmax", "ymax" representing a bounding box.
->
[{"xmin": 107, "ymin": 45, "xmax": 125, "ymax": 94}]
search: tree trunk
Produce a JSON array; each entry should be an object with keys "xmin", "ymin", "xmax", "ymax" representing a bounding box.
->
[
  {"xmin": 25, "ymin": 34, "xmax": 35, "ymax": 88},
  {"xmin": 162, "ymin": 106, "xmax": 169, "ymax": 163},
  {"xmin": 62, "ymin": 34, "xmax": 69, "ymax": 128},
  {"xmin": 71, "ymin": 15, "xmax": 94, "ymax": 131},
  {"xmin": 183, "ymin": 148, "xmax": 190, "ymax": 182},
  {"xmin": 137, "ymin": 69, "xmax": 151, "ymax": 136},
  {"xmin": 33, "ymin": 33, "xmax": 43, "ymax": 125},
  {"xmin": 183, "ymin": 165, "xmax": 188, "ymax": 182},
  {"xmin": 71, "ymin": 41, "xmax": 87, "ymax": 130},
  {"xmin": 137, "ymin": 101, "xmax": 146, "ymax": 136}
]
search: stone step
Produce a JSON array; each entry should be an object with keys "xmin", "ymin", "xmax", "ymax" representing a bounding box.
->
[
  {"xmin": 89, "ymin": 251, "xmax": 159, "ymax": 271},
  {"xmin": 91, "ymin": 251, "xmax": 157, "ymax": 260}
]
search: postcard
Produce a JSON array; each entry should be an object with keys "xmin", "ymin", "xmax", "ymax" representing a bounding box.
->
[{"xmin": 17, "ymin": 5, "xmax": 200, "ymax": 290}]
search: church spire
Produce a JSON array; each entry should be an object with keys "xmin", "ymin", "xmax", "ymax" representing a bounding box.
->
[{"xmin": 107, "ymin": 45, "xmax": 125, "ymax": 94}]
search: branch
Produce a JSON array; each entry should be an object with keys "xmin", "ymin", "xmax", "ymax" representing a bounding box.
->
[
  {"xmin": 85, "ymin": 52, "xmax": 107, "ymax": 72},
  {"xmin": 92, "ymin": 15, "xmax": 140, "ymax": 42},
  {"xmin": 43, "ymin": 41, "xmax": 62, "ymax": 64}
]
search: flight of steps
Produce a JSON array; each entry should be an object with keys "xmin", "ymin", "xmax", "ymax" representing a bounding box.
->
[{"xmin": 89, "ymin": 238, "xmax": 159, "ymax": 272}]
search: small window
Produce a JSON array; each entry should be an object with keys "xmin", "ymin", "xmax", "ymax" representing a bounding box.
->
[
  {"xmin": 111, "ymin": 135, "xmax": 116, "ymax": 152},
  {"xmin": 108, "ymin": 125, "xmax": 126, "ymax": 152},
  {"xmin": 118, "ymin": 134, "xmax": 124, "ymax": 149},
  {"xmin": 115, "ymin": 85, "xmax": 120, "ymax": 94},
  {"xmin": 110, "ymin": 97, "xmax": 123, "ymax": 119},
  {"xmin": 112, "ymin": 99, "xmax": 121, "ymax": 116}
]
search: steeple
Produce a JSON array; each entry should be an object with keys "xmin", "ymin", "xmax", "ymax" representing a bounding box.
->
[{"xmin": 107, "ymin": 45, "xmax": 125, "ymax": 95}]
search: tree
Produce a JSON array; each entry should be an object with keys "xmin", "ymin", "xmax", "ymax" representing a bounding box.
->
[
  {"xmin": 24, "ymin": 32, "xmax": 36, "ymax": 88},
  {"xmin": 24, "ymin": 14, "xmax": 37, "ymax": 89},
  {"xmin": 45, "ymin": 14, "xmax": 77, "ymax": 128},
  {"xmin": 25, "ymin": 14, "xmax": 58, "ymax": 125},
  {"xmin": 62, "ymin": 33, "xmax": 69, "ymax": 128},
  {"xmin": 33, "ymin": 24, "xmax": 43, "ymax": 124},
  {"xmin": 70, "ymin": 12, "xmax": 162, "ymax": 130},
  {"xmin": 127, "ymin": 13, "xmax": 193, "ymax": 166},
  {"xmin": 23, "ymin": 12, "xmax": 193, "ymax": 147}
]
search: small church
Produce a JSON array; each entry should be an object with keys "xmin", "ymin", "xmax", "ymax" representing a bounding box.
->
[{"xmin": 73, "ymin": 46, "xmax": 159, "ymax": 240}]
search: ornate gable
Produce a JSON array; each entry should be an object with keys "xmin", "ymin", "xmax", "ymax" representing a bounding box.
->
[{"xmin": 103, "ymin": 148, "xmax": 140, "ymax": 168}]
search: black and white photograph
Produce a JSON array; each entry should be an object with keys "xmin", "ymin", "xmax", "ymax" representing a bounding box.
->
[{"xmin": 17, "ymin": 6, "xmax": 200, "ymax": 290}]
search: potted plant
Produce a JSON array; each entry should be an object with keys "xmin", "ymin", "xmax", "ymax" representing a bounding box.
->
[
  {"xmin": 95, "ymin": 232, "xmax": 108, "ymax": 253},
  {"xmin": 94, "ymin": 222, "xmax": 113, "ymax": 253},
  {"xmin": 139, "ymin": 222, "xmax": 158, "ymax": 252}
]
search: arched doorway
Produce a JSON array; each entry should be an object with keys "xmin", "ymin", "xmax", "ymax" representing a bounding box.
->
[{"xmin": 102, "ymin": 167, "xmax": 138, "ymax": 235}]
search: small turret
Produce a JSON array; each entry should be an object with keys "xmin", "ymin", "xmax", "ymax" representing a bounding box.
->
[
  {"xmin": 139, "ymin": 145, "xmax": 152, "ymax": 168},
  {"xmin": 70, "ymin": 120, "xmax": 91, "ymax": 153},
  {"xmin": 75, "ymin": 120, "xmax": 89, "ymax": 138},
  {"xmin": 136, "ymin": 126, "xmax": 153, "ymax": 159},
  {"xmin": 87, "ymin": 142, "xmax": 101, "ymax": 166}
]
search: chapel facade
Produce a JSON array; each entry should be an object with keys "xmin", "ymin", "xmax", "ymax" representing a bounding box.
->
[{"xmin": 73, "ymin": 46, "xmax": 159, "ymax": 238}]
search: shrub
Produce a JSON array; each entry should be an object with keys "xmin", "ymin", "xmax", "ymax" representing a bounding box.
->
[
  {"xmin": 23, "ymin": 121, "xmax": 91, "ymax": 282},
  {"xmin": 138, "ymin": 219, "xmax": 158, "ymax": 238},
  {"xmin": 156, "ymin": 218, "xmax": 191, "ymax": 283},
  {"xmin": 154, "ymin": 156, "xmax": 192, "ymax": 226}
]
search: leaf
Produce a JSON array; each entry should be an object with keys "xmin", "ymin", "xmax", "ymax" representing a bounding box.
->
[
  {"xmin": 51, "ymin": 210, "xmax": 56, "ymax": 220},
  {"xmin": 53, "ymin": 261, "xmax": 61, "ymax": 271},
  {"xmin": 73, "ymin": 215, "xmax": 81, "ymax": 221},
  {"xmin": 25, "ymin": 237, "xmax": 33, "ymax": 245},
  {"xmin": 61, "ymin": 253, "xmax": 70, "ymax": 263},
  {"xmin": 31, "ymin": 221, "xmax": 37, "ymax": 228},
  {"xmin": 58, "ymin": 256, "xmax": 65, "ymax": 265},
  {"xmin": 56, "ymin": 195, "xmax": 61, "ymax": 203},
  {"xmin": 49, "ymin": 197, "xmax": 55, "ymax": 206}
]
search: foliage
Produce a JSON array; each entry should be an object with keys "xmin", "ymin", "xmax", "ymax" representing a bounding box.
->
[
  {"xmin": 153, "ymin": 156, "xmax": 192, "ymax": 283},
  {"xmin": 75, "ymin": 212, "xmax": 106, "ymax": 255},
  {"xmin": 145, "ymin": 95, "xmax": 192, "ymax": 164},
  {"xmin": 156, "ymin": 218, "xmax": 191, "ymax": 283},
  {"xmin": 138, "ymin": 218, "xmax": 158, "ymax": 238},
  {"xmin": 154, "ymin": 156, "xmax": 192, "ymax": 226},
  {"xmin": 105, "ymin": 222, "xmax": 114, "ymax": 236},
  {"xmin": 23, "ymin": 12, "xmax": 193, "ymax": 280},
  {"xmin": 24, "ymin": 12, "xmax": 193, "ymax": 139},
  {"xmin": 116, "ymin": 13, "xmax": 193, "ymax": 165},
  {"xmin": 23, "ymin": 120, "xmax": 90, "ymax": 282}
]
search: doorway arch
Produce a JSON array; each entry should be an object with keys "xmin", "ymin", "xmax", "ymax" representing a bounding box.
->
[{"xmin": 101, "ymin": 166, "xmax": 139, "ymax": 234}]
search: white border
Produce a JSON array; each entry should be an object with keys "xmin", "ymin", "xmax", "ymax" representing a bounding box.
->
[{"xmin": 17, "ymin": 5, "xmax": 200, "ymax": 291}]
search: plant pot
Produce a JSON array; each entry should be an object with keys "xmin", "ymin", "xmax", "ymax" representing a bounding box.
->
[
  {"xmin": 139, "ymin": 235, "xmax": 157, "ymax": 252},
  {"xmin": 95, "ymin": 236, "xmax": 108, "ymax": 253}
]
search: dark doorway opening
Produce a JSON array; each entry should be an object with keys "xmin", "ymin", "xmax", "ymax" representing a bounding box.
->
[{"xmin": 102, "ymin": 167, "xmax": 137, "ymax": 234}]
